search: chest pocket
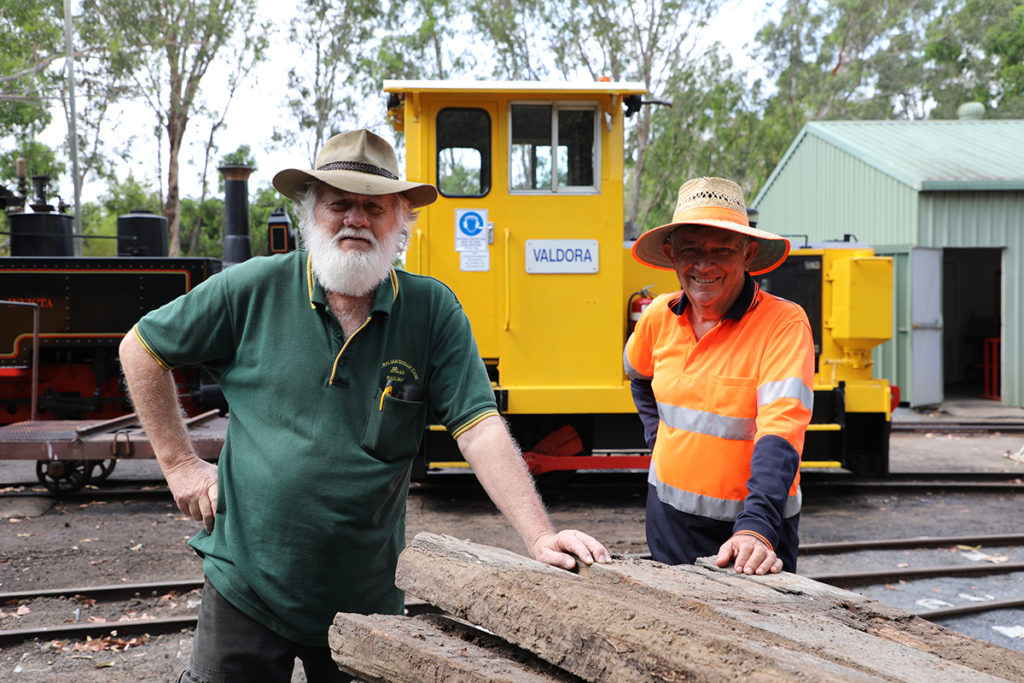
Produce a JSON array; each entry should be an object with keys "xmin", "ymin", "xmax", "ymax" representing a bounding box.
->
[
  {"xmin": 360, "ymin": 388, "xmax": 428, "ymax": 462},
  {"xmin": 709, "ymin": 374, "xmax": 757, "ymax": 418}
]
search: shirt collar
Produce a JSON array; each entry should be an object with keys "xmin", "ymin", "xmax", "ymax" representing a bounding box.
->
[
  {"xmin": 669, "ymin": 273, "xmax": 758, "ymax": 320},
  {"xmin": 305, "ymin": 251, "xmax": 400, "ymax": 315}
]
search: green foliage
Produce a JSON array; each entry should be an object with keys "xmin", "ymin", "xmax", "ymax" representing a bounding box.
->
[
  {"xmin": 100, "ymin": 174, "xmax": 163, "ymax": 217},
  {"xmin": 79, "ymin": 175, "xmax": 163, "ymax": 256},
  {"xmin": 924, "ymin": 0, "xmax": 1024, "ymax": 117},
  {"xmin": 249, "ymin": 184, "xmax": 295, "ymax": 257},
  {"xmin": 636, "ymin": 46, "xmax": 765, "ymax": 231},
  {"xmin": 0, "ymin": 0, "xmax": 64, "ymax": 136},
  {"xmin": 219, "ymin": 145, "xmax": 256, "ymax": 169},
  {"xmin": 179, "ymin": 196, "xmax": 225, "ymax": 257},
  {"xmin": 0, "ymin": 141, "xmax": 66, "ymax": 194}
]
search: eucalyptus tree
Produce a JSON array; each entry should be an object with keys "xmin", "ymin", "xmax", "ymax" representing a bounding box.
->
[
  {"xmin": 923, "ymin": 0, "xmax": 1024, "ymax": 118},
  {"xmin": 78, "ymin": 0, "xmax": 267, "ymax": 256},
  {"xmin": 0, "ymin": 0, "xmax": 67, "ymax": 200},
  {"xmin": 0, "ymin": 0, "xmax": 63, "ymax": 139},
  {"xmin": 280, "ymin": 0, "xmax": 385, "ymax": 164}
]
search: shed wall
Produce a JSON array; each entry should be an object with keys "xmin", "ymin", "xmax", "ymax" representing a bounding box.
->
[{"xmin": 755, "ymin": 135, "xmax": 918, "ymax": 245}]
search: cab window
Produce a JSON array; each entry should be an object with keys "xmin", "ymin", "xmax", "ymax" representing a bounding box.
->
[
  {"xmin": 436, "ymin": 108, "xmax": 491, "ymax": 197},
  {"xmin": 510, "ymin": 103, "xmax": 597, "ymax": 193}
]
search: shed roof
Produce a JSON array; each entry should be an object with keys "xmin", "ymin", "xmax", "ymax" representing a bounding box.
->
[{"xmin": 759, "ymin": 120, "xmax": 1024, "ymax": 195}]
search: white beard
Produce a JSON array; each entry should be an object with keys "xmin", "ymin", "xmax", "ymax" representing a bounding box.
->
[{"xmin": 301, "ymin": 220, "xmax": 402, "ymax": 296}]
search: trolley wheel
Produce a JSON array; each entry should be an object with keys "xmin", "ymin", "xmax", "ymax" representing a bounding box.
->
[
  {"xmin": 35, "ymin": 459, "xmax": 92, "ymax": 494},
  {"xmin": 89, "ymin": 459, "xmax": 118, "ymax": 482}
]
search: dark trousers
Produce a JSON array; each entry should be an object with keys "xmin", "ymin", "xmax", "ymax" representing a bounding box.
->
[
  {"xmin": 646, "ymin": 483, "xmax": 800, "ymax": 573},
  {"xmin": 180, "ymin": 579, "xmax": 352, "ymax": 683}
]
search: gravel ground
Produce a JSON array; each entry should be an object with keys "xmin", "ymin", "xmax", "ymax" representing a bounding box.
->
[{"xmin": 1, "ymin": 428, "xmax": 1022, "ymax": 681}]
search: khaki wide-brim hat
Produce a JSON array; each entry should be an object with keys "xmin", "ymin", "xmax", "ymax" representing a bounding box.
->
[
  {"xmin": 632, "ymin": 176, "xmax": 789, "ymax": 275},
  {"xmin": 272, "ymin": 129, "xmax": 438, "ymax": 208}
]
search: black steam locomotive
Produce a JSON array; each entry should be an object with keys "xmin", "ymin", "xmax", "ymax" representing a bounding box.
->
[{"xmin": 0, "ymin": 163, "xmax": 297, "ymax": 489}]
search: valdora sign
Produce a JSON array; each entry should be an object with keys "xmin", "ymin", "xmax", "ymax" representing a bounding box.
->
[{"xmin": 524, "ymin": 239, "xmax": 599, "ymax": 274}]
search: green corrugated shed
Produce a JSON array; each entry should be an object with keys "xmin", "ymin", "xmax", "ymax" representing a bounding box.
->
[{"xmin": 752, "ymin": 120, "xmax": 1024, "ymax": 408}]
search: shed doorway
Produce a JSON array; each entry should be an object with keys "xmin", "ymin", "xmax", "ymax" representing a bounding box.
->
[{"xmin": 942, "ymin": 248, "xmax": 1003, "ymax": 400}]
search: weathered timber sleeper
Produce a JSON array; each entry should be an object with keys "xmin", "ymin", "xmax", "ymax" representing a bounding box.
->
[{"xmin": 327, "ymin": 533, "xmax": 1024, "ymax": 682}]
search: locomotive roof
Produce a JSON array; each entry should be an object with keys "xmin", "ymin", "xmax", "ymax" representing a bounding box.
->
[{"xmin": 382, "ymin": 80, "xmax": 646, "ymax": 96}]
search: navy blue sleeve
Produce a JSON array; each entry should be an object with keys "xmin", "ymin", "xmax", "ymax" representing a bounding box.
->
[
  {"xmin": 734, "ymin": 434, "xmax": 800, "ymax": 549},
  {"xmin": 630, "ymin": 378, "xmax": 659, "ymax": 450}
]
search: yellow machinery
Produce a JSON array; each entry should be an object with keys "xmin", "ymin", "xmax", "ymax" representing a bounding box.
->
[
  {"xmin": 756, "ymin": 239, "xmax": 894, "ymax": 476},
  {"xmin": 383, "ymin": 80, "xmax": 893, "ymax": 477}
]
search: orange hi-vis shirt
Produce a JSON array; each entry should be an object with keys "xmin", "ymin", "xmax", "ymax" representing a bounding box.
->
[{"xmin": 625, "ymin": 278, "xmax": 814, "ymax": 525}]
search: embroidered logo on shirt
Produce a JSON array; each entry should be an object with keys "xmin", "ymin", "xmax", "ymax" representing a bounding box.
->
[{"xmin": 381, "ymin": 358, "xmax": 420, "ymax": 384}]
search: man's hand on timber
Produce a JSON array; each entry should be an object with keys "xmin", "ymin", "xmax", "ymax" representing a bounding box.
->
[
  {"xmin": 164, "ymin": 457, "xmax": 219, "ymax": 533},
  {"xmin": 529, "ymin": 530, "xmax": 612, "ymax": 571},
  {"xmin": 715, "ymin": 533, "xmax": 783, "ymax": 575}
]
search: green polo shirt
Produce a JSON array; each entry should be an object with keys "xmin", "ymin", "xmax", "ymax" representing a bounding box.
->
[{"xmin": 133, "ymin": 250, "xmax": 497, "ymax": 646}]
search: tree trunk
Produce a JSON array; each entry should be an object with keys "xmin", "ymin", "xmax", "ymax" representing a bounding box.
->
[{"xmin": 165, "ymin": 111, "xmax": 185, "ymax": 258}]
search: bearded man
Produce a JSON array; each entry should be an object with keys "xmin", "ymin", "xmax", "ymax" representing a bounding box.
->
[{"xmin": 119, "ymin": 129, "xmax": 610, "ymax": 683}]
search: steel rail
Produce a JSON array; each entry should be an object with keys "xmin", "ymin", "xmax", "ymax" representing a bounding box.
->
[
  {"xmin": 804, "ymin": 562, "xmax": 1024, "ymax": 587},
  {"xmin": 0, "ymin": 579, "xmax": 203, "ymax": 604},
  {"xmin": 801, "ymin": 533, "xmax": 1024, "ymax": 555},
  {"xmin": 913, "ymin": 597, "xmax": 1024, "ymax": 620},
  {"xmin": 892, "ymin": 421, "xmax": 1024, "ymax": 433},
  {"xmin": 802, "ymin": 475, "xmax": 1024, "ymax": 491},
  {"xmin": 0, "ymin": 615, "xmax": 198, "ymax": 645}
]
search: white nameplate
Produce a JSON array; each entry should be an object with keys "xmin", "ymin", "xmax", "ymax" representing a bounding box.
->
[{"xmin": 524, "ymin": 239, "xmax": 599, "ymax": 274}]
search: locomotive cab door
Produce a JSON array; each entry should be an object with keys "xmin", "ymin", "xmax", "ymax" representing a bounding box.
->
[{"xmin": 411, "ymin": 101, "xmax": 502, "ymax": 362}]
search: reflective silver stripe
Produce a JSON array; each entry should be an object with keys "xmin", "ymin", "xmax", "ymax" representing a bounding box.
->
[
  {"xmin": 649, "ymin": 463, "xmax": 802, "ymax": 521},
  {"xmin": 656, "ymin": 402, "xmax": 756, "ymax": 441},
  {"xmin": 623, "ymin": 345, "xmax": 651, "ymax": 381},
  {"xmin": 757, "ymin": 377, "xmax": 814, "ymax": 411}
]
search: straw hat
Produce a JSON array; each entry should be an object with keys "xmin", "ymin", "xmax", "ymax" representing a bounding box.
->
[
  {"xmin": 272, "ymin": 129, "xmax": 438, "ymax": 208},
  {"xmin": 632, "ymin": 177, "xmax": 789, "ymax": 275}
]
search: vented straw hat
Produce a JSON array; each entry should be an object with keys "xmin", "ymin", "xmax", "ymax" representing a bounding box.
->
[
  {"xmin": 273, "ymin": 129, "xmax": 438, "ymax": 208},
  {"xmin": 632, "ymin": 176, "xmax": 789, "ymax": 275}
]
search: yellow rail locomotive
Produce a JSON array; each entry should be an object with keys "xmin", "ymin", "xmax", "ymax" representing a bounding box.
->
[{"xmin": 383, "ymin": 80, "xmax": 894, "ymax": 477}]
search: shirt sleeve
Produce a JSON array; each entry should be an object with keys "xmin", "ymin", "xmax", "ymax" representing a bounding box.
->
[
  {"xmin": 630, "ymin": 378, "xmax": 659, "ymax": 450},
  {"xmin": 133, "ymin": 271, "xmax": 238, "ymax": 374},
  {"xmin": 424, "ymin": 300, "xmax": 498, "ymax": 439},
  {"xmin": 734, "ymin": 310, "xmax": 815, "ymax": 548}
]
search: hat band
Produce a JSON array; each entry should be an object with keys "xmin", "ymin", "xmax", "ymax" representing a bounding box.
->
[
  {"xmin": 671, "ymin": 205, "xmax": 748, "ymax": 226},
  {"xmin": 316, "ymin": 160, "xmax": 399, "ymax": 180}
]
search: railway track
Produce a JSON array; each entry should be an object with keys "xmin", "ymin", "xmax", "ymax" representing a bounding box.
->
[
  {"xmin": 0, "ymin": 581, "xmax": 441, "ymax": 646},
  {"xmin": 800, "ymin": 532, "xmax": 1024, "ymax": 635},
  {"xmin": 891, "ymin": 420, "xmax": 1024, "ymax": 433},
  {"xmin": 802, "ymin": 470, "xmax": 1024, "ymax": 492},
  {"xmin": 0, "ymin": 580, "xmax": 203, "ymax": 645},
  {"xmin": 2, "ymin": 469, "xmax": 1021, "ymax": 502}
]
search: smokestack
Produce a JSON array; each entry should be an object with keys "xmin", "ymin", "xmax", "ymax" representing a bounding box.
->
[{"xmin": 218, "ymin": 164, "xmax": 254, "ymax": 265}]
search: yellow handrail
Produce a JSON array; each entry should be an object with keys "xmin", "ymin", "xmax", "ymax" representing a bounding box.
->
[{"xmin": 504, "ymin": 228, "xmax": 511, "ymax": 331}]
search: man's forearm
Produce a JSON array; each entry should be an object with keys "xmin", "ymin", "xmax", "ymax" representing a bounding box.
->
[
  {"xmin": 456, "ymin": 416, "xmax": 555, "ymax": 548},
  {"xmin": 118, "ymin": 330, "xmax": 199, "ymax": 474}
]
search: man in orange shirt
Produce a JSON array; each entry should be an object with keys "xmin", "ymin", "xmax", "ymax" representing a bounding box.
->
[{"xmin": 624, "ymin": 177, "xmax": 814, "ymax": 575}]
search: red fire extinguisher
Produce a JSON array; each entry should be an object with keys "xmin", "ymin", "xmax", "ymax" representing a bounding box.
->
[{"xmin": 627, "ymin": 286, "xmax": 653, "ymax": 335}]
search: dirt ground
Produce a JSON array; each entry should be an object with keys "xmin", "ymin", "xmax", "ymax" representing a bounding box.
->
[{"xmin": 1, "ymin": 430, "xmax": 1022, "ymax": 681}]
